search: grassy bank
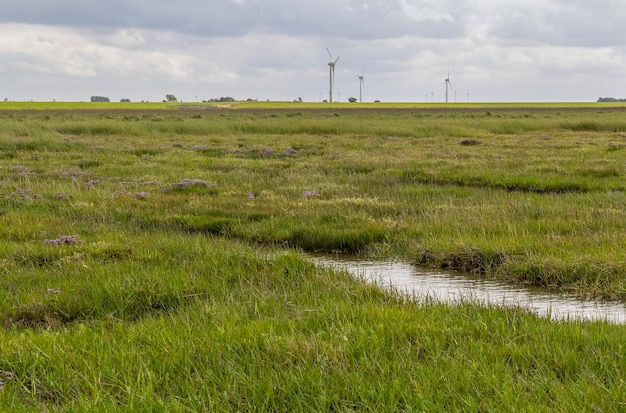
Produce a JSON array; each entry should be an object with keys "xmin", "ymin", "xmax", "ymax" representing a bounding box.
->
[{"xmin": 0, "ymin": 106, "xmax": 625, "ymax": 410}]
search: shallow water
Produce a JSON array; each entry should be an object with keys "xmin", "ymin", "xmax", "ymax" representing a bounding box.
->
[{"xmin": 310, "ymin": 255, "xmax": 626, "ymax": 324}]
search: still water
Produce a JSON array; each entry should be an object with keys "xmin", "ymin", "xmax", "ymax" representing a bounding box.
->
[{"xmin": 311, "ymin": 255, "xmax": 626, "ymax": 324}]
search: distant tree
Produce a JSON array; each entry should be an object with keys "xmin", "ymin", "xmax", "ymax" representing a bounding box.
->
[
  {"xmin": 91, "ymin": 96, "xmax": 110, "ymax": 102},
  {"xmin": 120, "ymin": 99, "xmax": 131, "ymax": 103},
  {"xmin": 166, "ymin": 94, "xmax": 178, "ymax": 102},
  {"xmin": 348, "ymin": 97, "xmax": 357, "ymax": 103},
  {"xmin": 207, "ymin": 97, "xmax": 236, "ymax": 103},
  {"xmin": 598, "ymin": 97, "xmax": 626, "ymax": 102}
]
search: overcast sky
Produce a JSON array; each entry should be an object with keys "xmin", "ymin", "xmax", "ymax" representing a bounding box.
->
[{"xmin": 1, "ymin": 0, "xmax": 625, "ymax": 103}]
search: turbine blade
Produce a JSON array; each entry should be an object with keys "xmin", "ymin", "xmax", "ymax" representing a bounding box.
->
[
  {"xmin": 326, "ymin": 47, "xmax": 333, "ymax": 60},
  {"xmin": 334, "ymin": 55, "xmax": 340, "ymax": 64}
]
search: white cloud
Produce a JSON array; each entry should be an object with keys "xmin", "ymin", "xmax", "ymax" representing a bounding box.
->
[
  {"xmin": 398, "ymin": 0, "xmax": 455, "ymax": 22},
  {"xmin": 0, "ymin": 1, "xmax": 625, "ymax": 102},
  {"xmin": 104, "ymin": 29, "xmax": 146, "ymax": 48},
  {"xmin": 0, "ymin": 24, "xmax": 97, "ymax": 77}
]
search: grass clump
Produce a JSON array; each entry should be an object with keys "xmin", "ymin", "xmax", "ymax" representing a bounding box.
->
[
  {"xmin": 164, "ymin": 178, "xmax": 218, "ymax": 195},
  {"xmin": 288, "ymin": 223, "xmax": 388, "ymax": 253},
  {"xmin": 172, "ymin": 215, "xmax": 235, "ymax": 235}
]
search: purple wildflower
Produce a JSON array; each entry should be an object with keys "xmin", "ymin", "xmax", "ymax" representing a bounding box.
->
[
  {"xmin": 60, "ymin": 168, "xmax": 85, "ymax": 178},
  {"xmin": 246, "ymin": 192, "xmax": 255, "ymax": 199},
  {"xmin": 11, "ymin": 188, "xmax": 33, "ymax": 200},
  {"xmin": 0, "ymin": 371, "xmax": 14, "ymax": 392},
  {"xmin": 10, "ymin": 165, "xmax": 31, "ymax": 173},
  {"xmin": 261, "ymin": 148, "xmax": 275, "ymax": 155},
  {"xmin": 44, "ymin": 235, "xmax": 83, "ymax": 245},
  {"xmin": 302, "ymin": 190, "xmax": 320, "ymax": 198},
  {"xmin": 133, "ymin": 192, "xmax": 150, "ymax": 199},
  {"xmin": 171, "ymin": 178, "xmax": 213, "ymax": 189}
]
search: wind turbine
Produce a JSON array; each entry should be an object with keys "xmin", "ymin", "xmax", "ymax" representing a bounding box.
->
[
  {"xmin": 444, "ymin": 69, "xmax": 453, "ymax": 103},
  {"xmin": 326, "ymin": 47, "xmax": 340, "ymax": 103},
  {"xmin": 357, "ymin": 68, "xmax": 365, "ymax": 103}
]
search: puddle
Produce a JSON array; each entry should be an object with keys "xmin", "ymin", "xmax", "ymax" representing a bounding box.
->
[{"xmin": 311, "ymin": 255, "xmax": 626, "ymax": 324}]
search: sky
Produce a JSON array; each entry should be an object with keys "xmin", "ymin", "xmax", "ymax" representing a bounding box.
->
[{"xmin": 1, "ymin": 0, "xmax": 625, "ymax": 103}]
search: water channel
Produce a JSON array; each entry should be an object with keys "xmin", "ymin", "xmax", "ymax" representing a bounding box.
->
[{"xmin": 310, "ymin": 255, "xmax": 626, "ymax": 324}]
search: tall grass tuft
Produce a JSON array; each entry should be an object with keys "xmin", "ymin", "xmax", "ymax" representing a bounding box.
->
[{"xmin": 288, "ymin": 224, "xmax": 388, "ymax": 253}]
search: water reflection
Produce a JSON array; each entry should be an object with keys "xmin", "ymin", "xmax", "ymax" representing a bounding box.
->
[{"xmin": 311, "ymin": 255, "xmax": 626, "ymax": 324}]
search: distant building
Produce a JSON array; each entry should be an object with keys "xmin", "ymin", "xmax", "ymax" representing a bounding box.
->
[{"xmin": 91, "ymin": 96, "xmax": 110, "ymax": 102}]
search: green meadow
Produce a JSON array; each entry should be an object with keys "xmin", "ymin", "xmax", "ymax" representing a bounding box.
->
[{"xmin": 1, "ymin": 104, "xmax": 625, "ymax": 411}]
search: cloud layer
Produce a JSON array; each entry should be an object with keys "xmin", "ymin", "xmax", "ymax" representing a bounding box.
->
[{"xmin": 1, "ymin": 0, "xmax": 624, "ymax": 102}]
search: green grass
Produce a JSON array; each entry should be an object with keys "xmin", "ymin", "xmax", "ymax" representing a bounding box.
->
[
  {"xmin": 0, "ymin": 101, "xmax": 170, "ymax": 110},
  {"xmin": 232, "ymin": 100, "xmax": 626, "ymax": 110},
  {"xmin": 1, "ymin": 108, "xmax": 625, "ymax": 296},
  {"xmin": 0, "ymin": 105, "xmax": 625, "ymax": 410}
]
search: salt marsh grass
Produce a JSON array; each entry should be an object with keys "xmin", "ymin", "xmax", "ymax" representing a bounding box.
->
[{"xmin": 1, "ymin": 105, "xmax": 625, "ymax": 410}]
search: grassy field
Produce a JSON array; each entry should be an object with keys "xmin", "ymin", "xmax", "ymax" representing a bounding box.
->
[{"xmin": 1, "ymin": 104, "xmax": 625, "ymax": 410}]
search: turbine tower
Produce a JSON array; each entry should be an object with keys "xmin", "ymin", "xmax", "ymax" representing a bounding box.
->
[
  {"xmin": 444, "ymin": 69, "xmax": 453, "ymax": 103},
  {"xmin": 357, "ymin": 69, "xmax": 365, "ymax": 103},
  {"xmin": 326, "ymin": 47, "xmax": 340, "ymax": 103}
]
